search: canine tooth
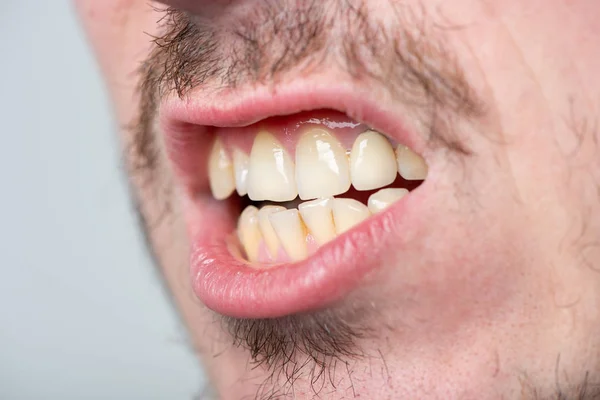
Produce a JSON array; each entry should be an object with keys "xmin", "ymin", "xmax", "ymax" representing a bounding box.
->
[
  {"xmin": 208, "ymin": 137, "xmax": 235, "ymax": 200},
  {"xmin": 350, "ymin": 130, "xmax": 397, "ymax": 190},
  {"xmin": 396, "ymin": 145, "xmax": 428, "ymax": 180},
  {"xmin": 238, "ymin": 206, "xmax": 262, "ymax": 262},
  {"xmin": 298, "ymin": 198, "xmax": 336, "ymax": 245},
  {"xmin": 368, "ymin": 188, "xmax": 409, "ymax": 213},
  {"xmin": 257, "ymin": 206, "xmax": 286, "ymax": 258},
  {"xmin": 233, "ymin": 148, "xmax": 250, "ymax": 196},
  {"xmin": 269, "ymin": 209, "xmax": 308, "ymax": 261},
  {"xmin": 247, "ymin": 131, "xmax": 297, "ymax": 202},
  {"xmin": 295, "ymin": 129, "xmax": 351, "ymax": 200},
  {"xmin": 331, "ymin": 198, "xmax": 371, "ymax": 234}
]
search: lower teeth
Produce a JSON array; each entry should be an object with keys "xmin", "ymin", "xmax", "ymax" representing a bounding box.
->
[{"xmin": 237, "ymin": 185, "xmax": 415, "ymax": 265}]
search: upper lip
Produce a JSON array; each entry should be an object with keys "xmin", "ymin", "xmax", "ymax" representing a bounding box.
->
[{"xmin": 159, "ymin": 79, "xmax": 429, "ymax": 319}]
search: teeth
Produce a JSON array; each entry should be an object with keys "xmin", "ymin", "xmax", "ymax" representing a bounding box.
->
[
  {"xmin": 233, "ymin": 148, "xmax": 250, "ymax": 196},
  {"xmin": 208, "ymin": 137, "xmax": 235, "ymax": 200},
  {"xmin": 237, "ymin": 206, "xmax": 262, "ymax": 262},
  {"xmin": 257, "ymin": 205, "xmax": 286, "ymax": 259},
  {"xmin": 269, "ymin": 209, "xmax": 308, "ymax": 261},
  {"xmin": 396, "ymin": 145, "xmax": 428, "ymax": 180},
  {"xmin": 295, "ymin": 128, "xmax": 351, "ymax": 200},
  {"xmin": 368, "ymin": 188, "xmax": 409, "ymax": 213},
  {"xmin": 349, "ymin": 130, "xmax": 397, "ymax": 191},
  {"xmin": 298, "ymin": 198, "xmax": 336, "ymax": 245},
  {"xmin": 247, "ymin": 131, "xmax": 297, "ymax": 202},
  {"xmin": 331, "ymin": 198, "xmax": 371, "ymax": 234}
]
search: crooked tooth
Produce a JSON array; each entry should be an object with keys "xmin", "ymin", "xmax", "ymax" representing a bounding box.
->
[
  {"xmin": 331, "ymin": 198, "xmax": 371, "ymax": 234},
  {"xmin": 233, "ymin": 148, "xmax": 250, "ymax": 196},
  {"xmin": 298, "ymin": 198, "xmax": 336, "ymax": 245},
  {"xmin": 257, "ymin": 205, "xmax": 286, "ymax": 258},
  {"xmin": 368, "ymin": 188, "xmax": 409, "ymax": 213},
  {"xmin": 295, "ymin": 128, "xmax": 351, "ymax": 200},
  {"xmin": 396, "ymin": 145, "xmax": 428, "ymax": 180},
  {"xmin": 208, "ymin": 137, "xmax": 235, "ymax": 200},
  {"xmin": 269, "ymin": 209, "xmax": 308, "ymax": 261},
  {"xmin": 237, "ymin": 206, "xmax": 262, "ymax": 262},
  {"xmin": 247, "ymin": 131, "xmax": 297, "ymax": 202},
  {"xmin": 350, "ymin": 130, "xmax": 397, "ymax": 190}
]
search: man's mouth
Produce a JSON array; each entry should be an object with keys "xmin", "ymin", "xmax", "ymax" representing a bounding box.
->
[
  {"xmin": 160, "ymin": 84, "xmax": 432, "ymax": 319},
  {"xmin": 208, "ymin": 110, "xmax": 427, "ymax": 264}
]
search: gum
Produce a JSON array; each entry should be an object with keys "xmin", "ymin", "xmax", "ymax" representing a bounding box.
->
[{"xmin": 218, "ymin": 109, "xmax": 374, "ymax": 156}]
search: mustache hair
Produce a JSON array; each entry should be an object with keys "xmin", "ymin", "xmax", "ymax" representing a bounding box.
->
[
  {"xmin": 134, "ymin": 0, "xmax": 487, "ymax": 183},
  {"xmin": 146, "ymin": 1, "xmax": 482, "ymax": 115},
  {"xmin": 130, "ymin": 0, "xmax": 487, "ymax": 396}
]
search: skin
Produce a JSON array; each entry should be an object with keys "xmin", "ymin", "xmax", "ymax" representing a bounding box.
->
[{"xmin": 76, "ymin": 0, "xmax": 600, "ymax": 398}]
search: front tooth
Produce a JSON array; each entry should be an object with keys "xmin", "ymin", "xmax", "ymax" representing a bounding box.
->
[
  {"xmin": 269, "ymin": 209, "xmax": 308, "ymax": 261},
  {"xmin": 237, "ymin": 206, "xmax": 262, "ymax": 262},
  {"xmin": 368, "ymin": 188, "xmax": 409, "ymax": 213},
  {"xmin": 208, "ymin": 137, "xmax": 235, "ymax": 199},
  {"xmin": 350, "ymin": 130, "xmax": 397, "ymax": 190},
  {"xmin": 331, "ymin": 198, "xmax": 371, "ymax": 234},
  {"xmin": 247, "ymin": 131, "xmax": 297, "ymax": 201},
  {"xmin": 298, "ymin": 198, "xmax": 336, "ymax": 245},
  {"xmin": 257, "ymin": 205, "xmax": 286, "ymax": 258},
  {"xmin": 233, "ymin": 148, "xmax": 250, "ymax": 196},
  {"xmin": 396, "ymin": 145, "xmax": 428, "ymax": 180},
  {"xmin": 295, "ymin": 128, "xmax": 351, "ymax": 200}
]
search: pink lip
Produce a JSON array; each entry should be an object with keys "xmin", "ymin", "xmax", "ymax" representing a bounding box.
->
[{"xmin": 160, "ymin": 83, "xmax": 428, "ymax": 319}]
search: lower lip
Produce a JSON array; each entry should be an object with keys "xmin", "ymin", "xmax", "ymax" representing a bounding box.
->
[{"xmin": 186, "ymin": 188, "xmax": 420, "ymax": 319}]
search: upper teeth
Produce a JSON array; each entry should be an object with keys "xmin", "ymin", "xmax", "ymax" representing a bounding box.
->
[
  {"xmin": 208, "ymin": 137, "xmax": 236, "ymax": 200},
  {"xmin": 349, "ymin": 130, "xmax": 398, "ymax": 190},
  {"xmin": 296, "ymin": 128, "xmax": 351, "ymax": 200},
  {"xmin": 232, "ymin": 148, "xmax": 250, "ymax": 196},
  {"xmin": 208, "ymin": 128, "xmax": 427, "ymax": 201},
  {"xmin": 247, "ymin": 131, "xmax": 298, "ymax": 202}
]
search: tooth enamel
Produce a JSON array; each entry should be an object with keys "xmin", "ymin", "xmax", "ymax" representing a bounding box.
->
[
  {"xmin": 368, "ymin": 188, "xmax": 409, "ymax": 213},
  {"xmin": 331, "ymin": 198, "xmax": 371, "ymax": 234},
  {"xmin": 350, "ymin": 130, "xmax": 397, "ymax": 190},
  {"xmin": 208, "ymin": 137, "xmax": 235, "ymax": 200},
  {"xmin": 247, "ymin": 131, "xmax": 297, "ymax": 202},
  {"xmin": 396, "ymin": 145, "xmax": 428, "ymax": 180},
  {"xmin": 257, "ymin": 205, "xmax": 286, "ymax": 258},
  {"xmin": 295, "ymin": 128, "xmax": 351, "ymax": 200},
  {"xmin": 233, "ymin": 148, "xmax": 250, "ymax": 196},
  {"xmin": 238, "ymin": 205, "xmax": 262, "ymax": 262},
  {"xmin": 269, "ymin": 209, "xmax": 308, "ymax": 261},
  {"xmin": 298, "ymin": 198, "xmax": 336, "ymax": 245}
]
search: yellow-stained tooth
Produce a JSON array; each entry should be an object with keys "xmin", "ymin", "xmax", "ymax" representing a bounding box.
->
[
  {"xmin": 298, "ymin": 198, "xmax": 336, "ymax": 245},
  {"xmin": 396, "ymin": 145, "xmax": 428, "ymax": 180},
  {"xmin": 257, "ymin": 205, "xmax": 286, "ymax": 258},
  {"xmin": 247, "ymin": 131, "xmax": 297, "ymax": 202},
  {"xmin": 368, "ymin": 188, "xmax": 409, "ymax": 213},
  {"xmin": 331, "ymin": 198, "xmax": 371, "ymax": 234},
  {"xmin": 233, "ymin": 148, "xmax": 250, "ymax": 196},
  {"xmin": 295, "ymin": 128, "xmax": 351, "ymax": 200},
  {"xmin": 238, "ymin": 206, "xmax": 262, "ymax": 262},
  {"xmin": 269, "ymin": 209, "xmax": 308, "ymax": 261},
  {"xmin": 208, "ymin": 137, "xmax": 235, "ymax": 199},
  {"xmin": 350, "ymin": 130, "xmax": 397, "ymax": 190}
]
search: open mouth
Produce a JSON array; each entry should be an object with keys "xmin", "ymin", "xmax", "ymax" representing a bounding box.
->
[
  {"xmin": 160, "ymin": 85, "xmax": 431, "ymax": 319},
  {"xmin": 210, "ymin": 110, "xmax": 427, "ymax": 264}
]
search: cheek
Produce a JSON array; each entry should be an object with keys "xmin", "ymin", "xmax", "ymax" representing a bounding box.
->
[
  {"xmin": 74, "ymin": 0, "xmax": 162, "ymax": 122},
  {"xmin": 363, "ymin": 145, "xmax": 550, "ymax": 339}
]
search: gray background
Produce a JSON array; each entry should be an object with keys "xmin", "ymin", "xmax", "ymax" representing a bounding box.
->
[{"xmin": 0, "ymin": 1, "xmax": 205, "ymax": 399}]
